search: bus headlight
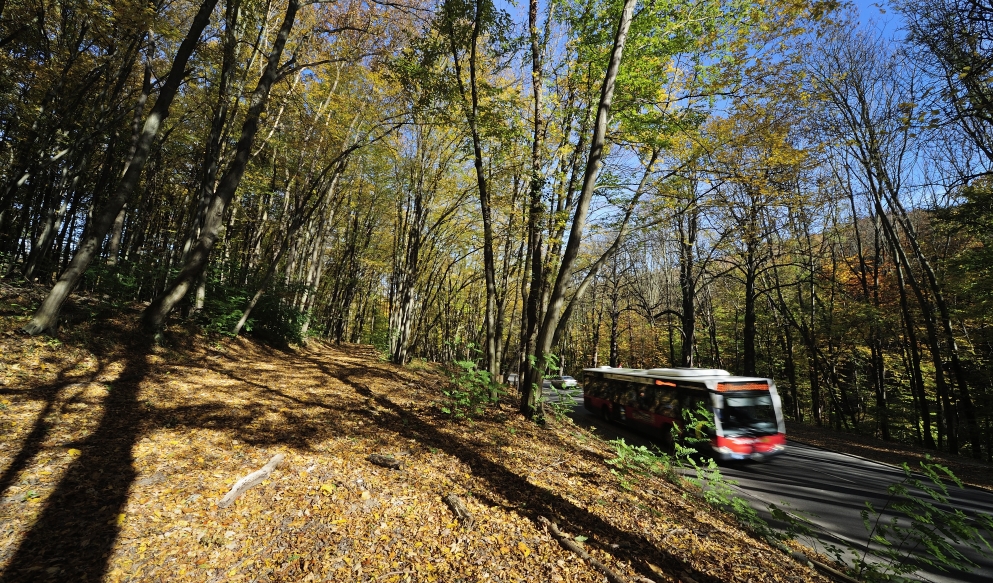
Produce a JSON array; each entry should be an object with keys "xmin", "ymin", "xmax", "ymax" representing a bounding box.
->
[{"xmin": 714, "ymin": 446, "xmax": 733, "ymax": 455}]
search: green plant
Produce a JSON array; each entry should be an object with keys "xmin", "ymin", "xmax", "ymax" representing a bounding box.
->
[
  {"xmin": 851, "ymin": 458, "xmax": 993, "ymax": 582},
  {"xmin": 606, "ymin": 438, "xmax": 674, "ymax": 483},
  {"xmin": 606, "ymin": 434, "xmax": 769, "ymax": 535},
  {"xmin": 544, "ymin": 384, "xmax": 581, "ymax": 421},
  {"xmin": 680, "ymin": 399, "xmax": 715, "ymax": 454},
  {"xmin": 249, "ymin": 282, "xmax": 309, "ymax": 345},
  {"xmin": 439, "ymin": 358, "xmax": 499, "ymax": 420}
]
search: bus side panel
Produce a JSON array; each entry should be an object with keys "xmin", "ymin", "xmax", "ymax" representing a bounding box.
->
[{"xmin": 582, "ymin": 373, "xmax": 612, "ymax": 413}]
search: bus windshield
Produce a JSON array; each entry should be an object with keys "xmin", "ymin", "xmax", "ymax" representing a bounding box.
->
[{"xmin": 720, "ymin": 393, "xmax": 778, "ymax": 436}]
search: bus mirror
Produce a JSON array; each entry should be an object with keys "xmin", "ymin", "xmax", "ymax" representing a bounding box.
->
[{"xmin": 711, "ymin": 394, "xmax": 724, "ymax": 409}]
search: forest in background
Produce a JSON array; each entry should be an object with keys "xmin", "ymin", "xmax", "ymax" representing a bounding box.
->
[{"xmin": 1, "ymin": 0, "xmax": 992, "ymax": 460}]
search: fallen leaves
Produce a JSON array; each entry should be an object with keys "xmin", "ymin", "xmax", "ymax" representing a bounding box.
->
[{"xmin": 0, "ymin": 308, "xmax": 832, "ymax": 583}]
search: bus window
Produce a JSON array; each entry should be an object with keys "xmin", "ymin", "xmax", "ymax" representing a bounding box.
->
[
  {"xmin": 654, "ymin": 387, "xmax": 679, "ymax": 417},
  {"xmin": 636, "ymin": 386, "xmax": 655, "ymax": 409},
  {"xmin": 722, "ymin": 394, "xmax": 777, "ymax": 436},
  {"xmin": 617, "ymin": 383, "xmax": 638, "ymax": 406}
]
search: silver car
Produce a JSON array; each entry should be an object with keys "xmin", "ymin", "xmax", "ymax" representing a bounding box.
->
[{"xmin": 546, "ymin": 375, "xmax": 579, "ymax": 390}]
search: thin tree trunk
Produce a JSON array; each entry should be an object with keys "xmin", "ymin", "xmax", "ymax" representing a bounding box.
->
[
  {"xmin": 21, "ymin": 0, "xmax": 219, "ymax": 335},
  {"xmin": 142, "ymin": 0, "xmax": 299, "ymax": 333}
]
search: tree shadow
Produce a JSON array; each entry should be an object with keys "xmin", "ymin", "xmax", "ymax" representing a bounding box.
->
[
  {"xmin": 319, "ymin": 359, "xmax": 713, "ymax": 583},
  {"xmin": 0, "ymin": 362, "xmax": 104, "ymax": 502},
  {"xmin": 0, "ymin": 335, "xmax": 151, "ymax": 583}
]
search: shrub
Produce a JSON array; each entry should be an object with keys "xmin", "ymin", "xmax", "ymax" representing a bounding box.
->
[{"xmin": 440, "ymin": 358, "xmax": 500, "ymax": 420}]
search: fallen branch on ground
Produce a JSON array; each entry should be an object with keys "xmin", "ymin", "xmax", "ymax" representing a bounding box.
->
[
  {"xmin": 537, "ymin": 515, "xmax": 649, "ymax": 583},
  {"xmin": 766, "ymin": 538, "xmax": 859, "ymax": 583},
  {"xmin": 218, "ymin": 454, "xmax": 285, "ymax": 508},
  {"xmin": 367, "ymin": 453, "xmax": 401, "ymax": 469}
]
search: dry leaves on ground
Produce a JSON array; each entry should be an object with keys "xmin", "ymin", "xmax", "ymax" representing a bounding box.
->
[{"xmin": 0, "ymin": 302, "xmax": 827, "ymax": 583}]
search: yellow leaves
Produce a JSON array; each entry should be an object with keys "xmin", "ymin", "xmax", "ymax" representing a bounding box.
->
[
  {"xmin": 66, "ymin": 448, "xmax": 82, "ymax": 458},
  {"xmin": 517, "ymin": 541, "xmax": 531, "ymax": 557},
  {"xmin": 0, "ymin": 331, "xmax": 841, "ymax": 583},
  {"xmin": 107, "ymin": 513, "xmax": 126, "ymax": 526}
]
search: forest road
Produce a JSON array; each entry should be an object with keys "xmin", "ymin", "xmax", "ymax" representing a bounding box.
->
[{"xmin": 548, "ymin": 388, "xmax": 993, "ymax": 583}]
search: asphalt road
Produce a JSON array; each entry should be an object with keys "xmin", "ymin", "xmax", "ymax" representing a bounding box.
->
[{"xmin": 546, "ymin": 387, "xmax": 993, "ymax": 583}]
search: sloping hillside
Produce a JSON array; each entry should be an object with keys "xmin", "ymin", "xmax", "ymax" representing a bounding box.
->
[{"xmin": 0, "ymin": 300, "xmax": 824, "ymax": 582}]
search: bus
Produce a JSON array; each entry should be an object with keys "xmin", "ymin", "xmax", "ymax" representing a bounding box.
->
[{"xmin": 582, "ymin": 367, "xmax": 786, "ymax": 462}]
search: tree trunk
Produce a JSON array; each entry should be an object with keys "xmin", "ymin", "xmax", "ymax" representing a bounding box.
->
[
  {"xmin": 141, "ymin": 0, "xmax": 299, "ymax": 333},
  {"xmin": 893, "ymin": 251, "xmax": 935, "ymax": 449},
  {"xmin": 523, "ymin": 0, "xmax": 636, "ymax": 419},
  {"xmin": 677, "ymin": 202, "xmax": 698, "ymax": 367},
  {"xmin": 21, "ymin": 0, "xmax": 220, "ymax": 335}
]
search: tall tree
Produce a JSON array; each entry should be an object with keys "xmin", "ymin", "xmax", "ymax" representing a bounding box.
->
[
  {"xmin": 141, "ymin": 0, "xmax": 300, "ymax": 333},
  {"xmin": 20, "ymin": 0, "xmax": 219, "ymax": 334}
]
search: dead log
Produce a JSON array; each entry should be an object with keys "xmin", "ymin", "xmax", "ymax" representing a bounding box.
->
[
  {"xmin": 538, "ymin": 516, "xmax": 640, "ymax": 583},
  {"xmin": 367, "ymin": 454, "xmax": 401, "ymax": 470},
  {"xmin": 218, "ymin": 453, "xmax": 285, "ymax": 508},
  {"xmin": 443, "ymin": 494, "xmax": 474, "ymax": 528}
]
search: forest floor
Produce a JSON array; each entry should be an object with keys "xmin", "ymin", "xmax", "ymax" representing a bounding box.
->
[{"xmin": 0, "ymin": 284, "xmax": 828, "ymax": 583}]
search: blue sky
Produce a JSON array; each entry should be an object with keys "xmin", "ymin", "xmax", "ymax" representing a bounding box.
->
[{"xmin": 850, "ymin": 0, "xmax": 905, "ymax": 39}]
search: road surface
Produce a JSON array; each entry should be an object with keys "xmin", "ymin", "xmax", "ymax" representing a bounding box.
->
[{"xmin": 545, "ymin": 386, "xmax": 993, "ymax": 583}]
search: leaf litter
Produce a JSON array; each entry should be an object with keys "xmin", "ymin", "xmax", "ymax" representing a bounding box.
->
[{"xmin": 0, "ymin": 302, "xmax": 828, "ymax": 583}]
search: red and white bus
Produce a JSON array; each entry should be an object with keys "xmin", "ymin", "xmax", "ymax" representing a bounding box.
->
[{"xmin": 582, "ymin": 367, "xmax": 786, "ymax": 461}]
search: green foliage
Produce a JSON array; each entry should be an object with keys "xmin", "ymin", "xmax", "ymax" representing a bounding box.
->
[
  {"xmin": 251, "ymin": 285, "xmax": 308, "ymax": 345},
  {"xmin": 544, "ymin": 384, "xmax": 583, "ymax": 421},
  {"xmin": 80, "ymin": 263, "xmax": 143, "ymax": 303},
  {"xmin": 202, "ymin": 285, "xmax": 250, "ymax": 337},
  {"xmin": 851, "ymin": 458, "xmax": 993, "ymax": 581},
  {"xmin": 767, "ymin": 456, "xmax": 993, "ymax": 581},
  {"xmin": 532, "ymin": 352, "xmax": 581, "ymax": 421},
  {"xmin": 606, "ymin": 436, "xmax": 767, "ymax": 533},
  {"xmin": 606, "ymin": 438, "xmax": 673, "ymax": 490},
  {"xmin": 681, "ymin": 399, "xmax": 716, "ymax": 452},
  {"xmin": 200, "ymin": 278, "xmax": 308, "ymax": 345},
  {"xmin": 440, "ymin": 356, "xmax": 501, "ymax": 420},
  {"xmin": 366, "ymin": 304, "xmax": 391, "ymax": 357}
]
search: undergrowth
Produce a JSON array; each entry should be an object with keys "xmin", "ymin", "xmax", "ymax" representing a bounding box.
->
[{"xmin": 606, "ymin": 437, "xmax": 993, "ymax": 582}]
